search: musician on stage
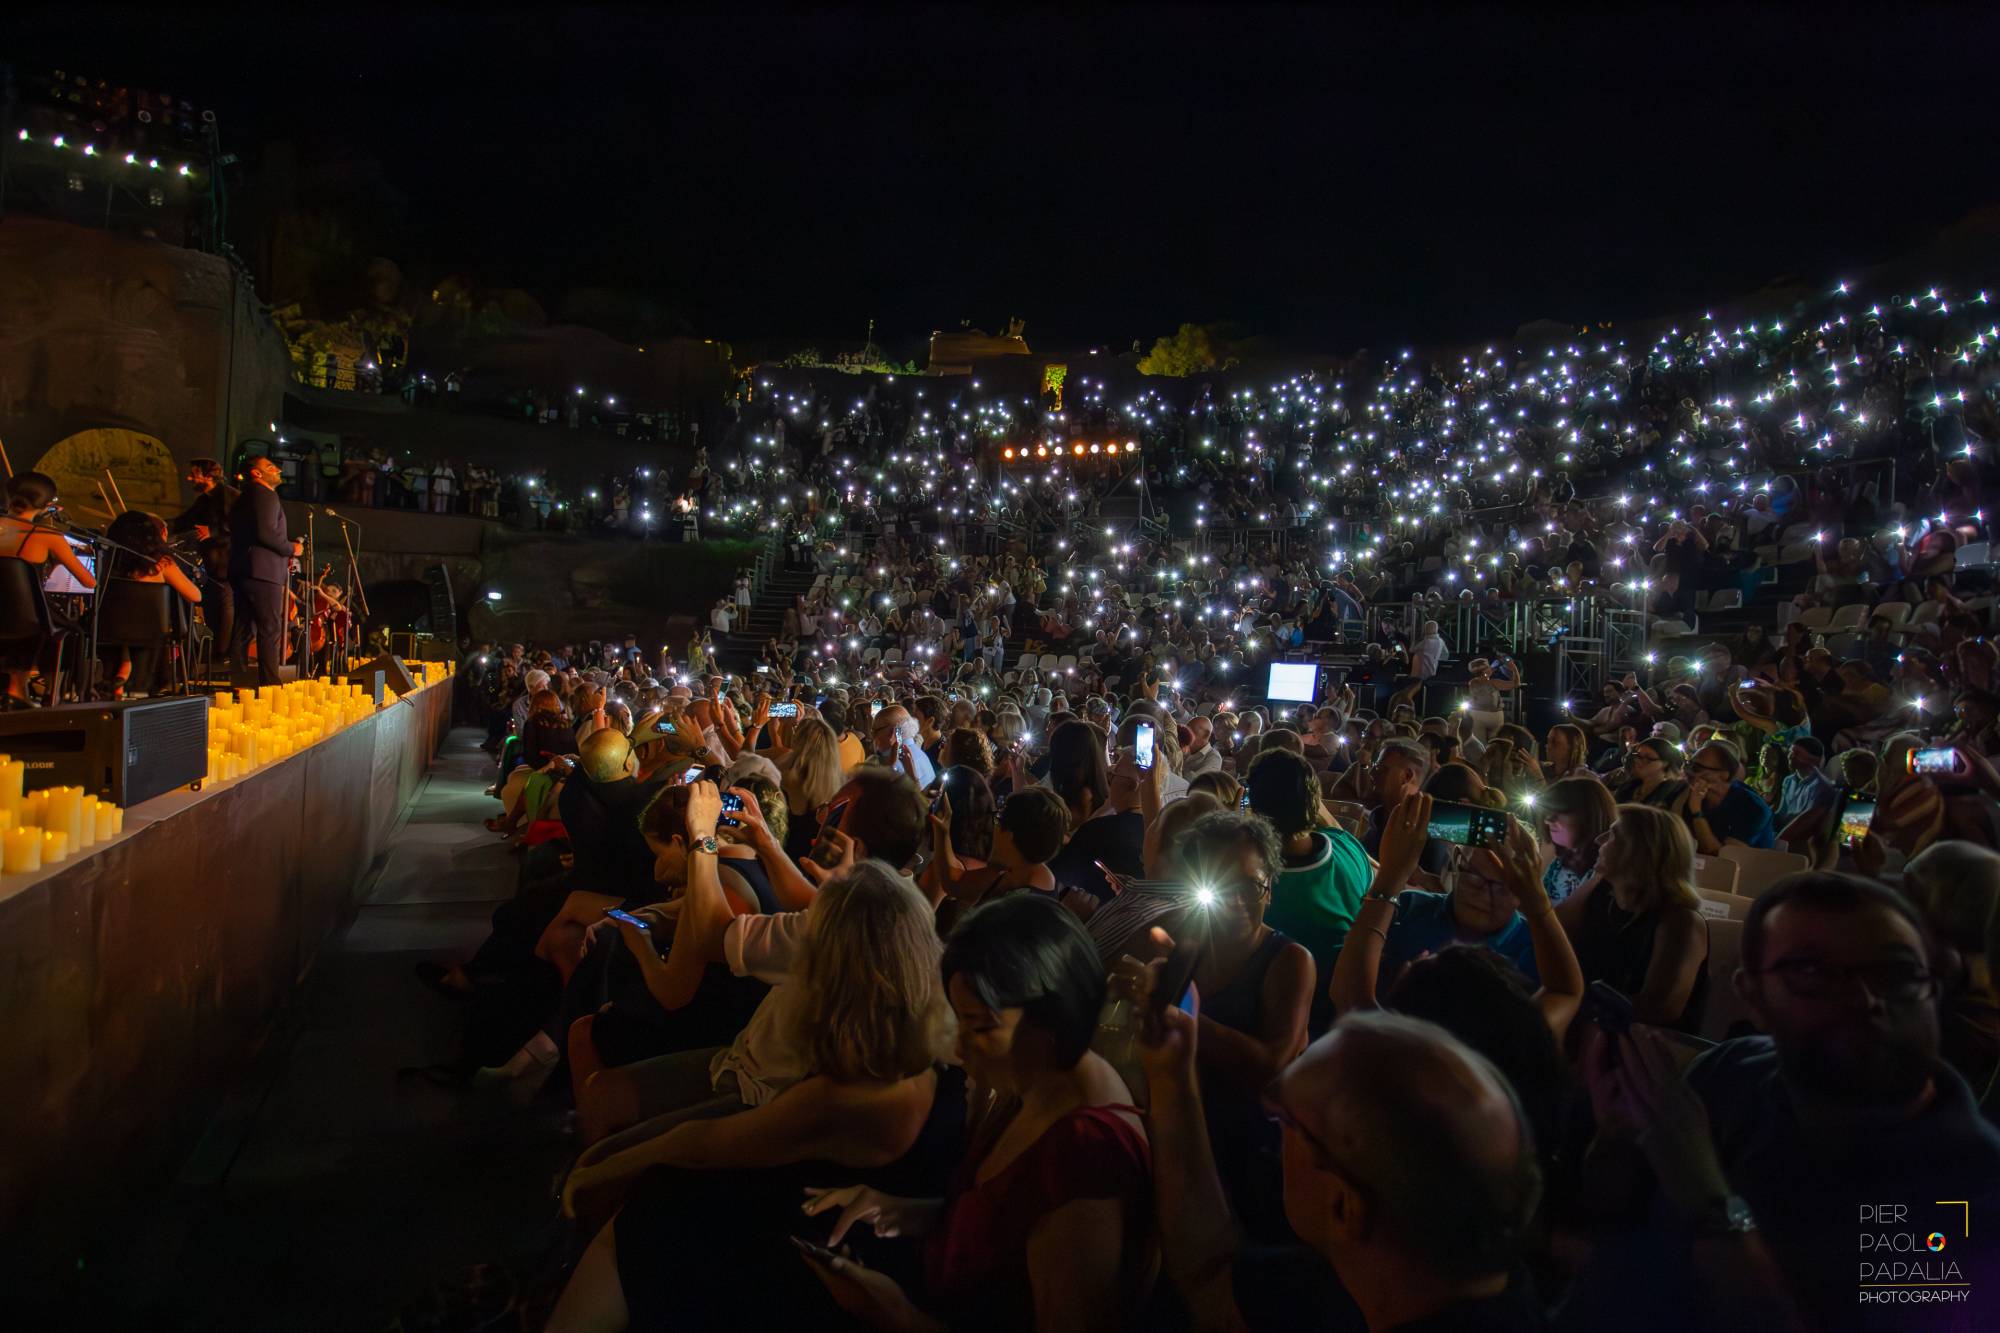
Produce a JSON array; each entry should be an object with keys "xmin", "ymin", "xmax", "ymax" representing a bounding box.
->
[
  {"xmin": 228, "ymin": 455, "xmax": 302, "ymax": 686},
  {"xmin": 171, "ymin": 458, "xmax": 237, "ymax": 660},
  {"xmin": 101, "ymin": 510, "xmax": 201, "ymax": 698},
  {"xmin": 0, "ymin": 472, "xmax": 95, "ymax": 705}
]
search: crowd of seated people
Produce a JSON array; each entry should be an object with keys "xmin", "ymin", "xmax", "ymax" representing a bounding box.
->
[
  {"xmin": 406, "ymin": 269, "xmax": 2000, "ymax": 1330},
  {"xmin": 423, "ymin": 586, "xmax": 2000, "ymax": 1330}
]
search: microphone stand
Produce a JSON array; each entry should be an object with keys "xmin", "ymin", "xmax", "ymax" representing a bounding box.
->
[
  {"xmin": 302, "ymin": 510, "xmax": 316, "ymax": 680},
  {"xmin": 326, "ymin": 509, "xmax": 368, "ymax": 671}
]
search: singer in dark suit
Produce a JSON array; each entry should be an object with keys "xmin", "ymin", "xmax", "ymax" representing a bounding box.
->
[{"xmin": 228, "ymin": 455, "xmax": 301, "ymax": 685}]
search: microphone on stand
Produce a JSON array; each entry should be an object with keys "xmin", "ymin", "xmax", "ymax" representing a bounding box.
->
[{"xmin": 322, "ymin": 508, "xmax": 359, "ymax": 529}]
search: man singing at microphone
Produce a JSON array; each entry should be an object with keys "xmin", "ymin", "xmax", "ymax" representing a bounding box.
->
[
  {"xmin": 171, "ymin": 458, "xmax": 238, "ymax": 662},
  {"xmin": 228, "ymin": 455, "xmax": 302, "ymax": 686}
]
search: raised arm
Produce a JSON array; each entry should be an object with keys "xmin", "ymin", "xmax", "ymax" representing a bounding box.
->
[
  {"xmin": 1491, "ymin": 817, "xmax": 1585, "ymax": 1038},
  {"xmin": 1135, "ymin": 968, "xmax": 1251, "ymax": 1333},
  {"xmin": 1329, "ymin": 791, "xmax": 1430, "ymax": 1015}
]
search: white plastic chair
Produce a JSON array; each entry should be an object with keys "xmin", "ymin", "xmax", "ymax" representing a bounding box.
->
[
  {"xmin": 1690, "ymin": 854, "xmax": 1742, "ymax": 896},
  {"xmin": 1718, "ymin": 845, "xmax": 1809, "ymax": 898},
  {"xmin": 1700, "ymin": 918, "xmax": 1758, "ymax": 1042},
  {"xmin": 1696, "ymin": 889, "xmax": 1752, "ymax": 921}
]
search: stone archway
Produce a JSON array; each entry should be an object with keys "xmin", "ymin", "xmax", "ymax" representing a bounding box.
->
[{"xmin": 30, "ymin": 428, "xmax": 180, "ymax": 524}]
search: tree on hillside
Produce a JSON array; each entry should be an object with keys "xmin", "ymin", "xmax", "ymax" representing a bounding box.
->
[{"xmin": 1139, "ymin": 323, "xmax": 1237, "ymax": 376}]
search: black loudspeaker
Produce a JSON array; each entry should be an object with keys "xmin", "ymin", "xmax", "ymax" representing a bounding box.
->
[
  {"xmin": 0, "ymin": 695, "xmax": 210, "ymax": 807},
  {"xmin": 347, "ymin": 654, "xmax": 418, "ymax": 697}
]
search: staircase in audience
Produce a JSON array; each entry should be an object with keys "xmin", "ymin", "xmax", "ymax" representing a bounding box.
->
[{"xmin": 717, "ymin": 565, "xmax": 819, "ymax": 671}]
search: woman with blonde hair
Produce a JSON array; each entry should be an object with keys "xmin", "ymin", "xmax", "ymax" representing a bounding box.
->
[
  {"xmin": 1555, "ymin": 803, "xmax": 1709, "ymax": 1030},
  {"xmin": 558, "ymin": 850, "xmax": 955, "ymax": 1228},
  {"xmin": 776, "ymin": 716, "xmax": 845, "ymax": 861},
  {"xmin": 550, "ymin": 860, "xmax": 967, "ymax": 1332}
]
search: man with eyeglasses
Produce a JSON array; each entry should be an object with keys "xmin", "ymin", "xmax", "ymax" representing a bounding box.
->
[
  {"xmin": 1675, "ymin": 739, "xmax": 1775, "ymax": 854},
  {"xmin": 1141, "ymin": 1007, "xmax": 1547, "ymax": 1331},
  {"xmin": 1565, "ymin": 871, "xmax": 2000, "ymax": 1331}
]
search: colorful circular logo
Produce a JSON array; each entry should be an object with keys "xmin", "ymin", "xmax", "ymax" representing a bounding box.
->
[{"xmin": 1928, "ymin": 1232, "xmax": 1948, "ymax": 1252}]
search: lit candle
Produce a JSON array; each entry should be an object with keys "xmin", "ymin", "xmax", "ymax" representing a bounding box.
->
[
  {"xmin": 3, "ymin": 825, "xmax": 40, "ymax": 873},
  {"xmin": 75, "ymin": 797, "xmax": 97, "ymax": 848},
  {"xmin": 49, "ymin": 787, "xmax": 83, "ymax": 845},
  {"xmin": 39, "ymin": 829, "xmax": 66, "ymax": 865},
  {"xmin": 0, "ymin": 756, "xmax": 22, "ymax": 809},
  {"xmin": 94, "ymin": 801, "xmax": 117, "ymax": 842}
]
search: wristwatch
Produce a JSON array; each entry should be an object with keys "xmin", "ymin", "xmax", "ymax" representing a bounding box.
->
[
  {"xmin": 691, "ymin": 834, "xmax": 720, "ymax": 856},
  {"xmin": 1687, "ymin": 1193, "xmax": 1756, "ymax": 1240}
]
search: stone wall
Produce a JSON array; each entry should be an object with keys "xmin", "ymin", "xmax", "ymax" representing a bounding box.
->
[
  {"xmin": 282, "ymin": 499, "xmax": 758, "ymax": 644},
  {"xmin": 0, "ymin": 217, "xmax": 290, "ymax": 484}
]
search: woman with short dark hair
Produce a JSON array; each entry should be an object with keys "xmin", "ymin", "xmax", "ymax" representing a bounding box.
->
[
  {"xmin": 1612, "ymin": 736, "xmax": 1688, "ymax": 810},
  {"xmin": 927, "ymin": 784, "xmax": 1069, "ymax": 935},
  {"xmin": 798, "ymin": 894, "xmax": 1155, "ymax": 1333}
]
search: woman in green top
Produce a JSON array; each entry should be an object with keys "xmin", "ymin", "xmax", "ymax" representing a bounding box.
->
[{"xmin": 1240, "ymin": 748, "xmax": 1372, "ymax": 1035}]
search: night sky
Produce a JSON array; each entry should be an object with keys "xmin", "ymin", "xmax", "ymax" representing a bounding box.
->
[{"xmin": 15, "ymin": 4, "xmax": 2000, "ymax": 349}]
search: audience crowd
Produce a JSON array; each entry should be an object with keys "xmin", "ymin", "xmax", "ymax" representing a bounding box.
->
[{"xmin": 423, "ymin": 273, "xmax": 2000, "ymax": 1331}]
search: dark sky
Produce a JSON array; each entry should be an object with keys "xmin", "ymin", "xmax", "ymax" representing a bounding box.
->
[{"xmin": 17, "ymin": 4, "xmax": 2000, "ymax": 349}]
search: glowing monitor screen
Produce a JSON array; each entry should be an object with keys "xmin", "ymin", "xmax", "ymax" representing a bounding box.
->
[{"xmin": 1265, "ymin": 662, "xmax": 1318, "ymax": 703}]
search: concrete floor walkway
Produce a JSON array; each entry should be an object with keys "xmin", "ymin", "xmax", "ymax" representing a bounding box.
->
[{"xmin": 76, "ymin": 728, "xmax": 572, "ymax": 1333}]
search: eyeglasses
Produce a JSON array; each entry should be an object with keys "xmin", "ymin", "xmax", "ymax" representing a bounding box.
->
[
  {"xmin": 1691, "ymin": 762, "xmax": 1733, "ymax": 776},
  {"xmin": 1262, "ymin": 1088, "xmax": 1349, "ymax": 1177},
  {"xmin": 1751, "ymin": 958, "xmax": 1938, "ymax": 1004}
]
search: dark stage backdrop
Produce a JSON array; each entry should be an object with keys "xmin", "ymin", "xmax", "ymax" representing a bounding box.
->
[{"xmin": 0, "ymin": 681, "xmax": 451, "ymax": 1285}]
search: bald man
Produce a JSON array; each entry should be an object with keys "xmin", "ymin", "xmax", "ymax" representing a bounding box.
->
[
  {"xmin": 1144, "ymin": 1006, "xmax": 1544, "ymax": 1331},
  {"xmin": 868, "ymin": 703, "xmax": 935, "ymax": 787},
  {"xmin": 558, "ymin": 728, "xmax": 664, "ymax": 896},
  {"xmin": 1182, "ymin": 714, "xmax": 1222, "ymax": 779}
]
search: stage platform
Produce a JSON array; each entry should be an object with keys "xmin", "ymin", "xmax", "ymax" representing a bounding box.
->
[{"xmin": 0, "ymin": 677, "xmax": 453, "ymax": 1287}]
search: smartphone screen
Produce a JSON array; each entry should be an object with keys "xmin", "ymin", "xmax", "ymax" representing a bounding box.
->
[
  {"xmin": 1839, "ymin": 798, "xmax": 1877, "ymax": 847},
  {"xmin": 1426, "ymin": 800, "xmax": 1507, "ymax": 848},
  {"xmin": 1150, "ymin": 908, "xmax": 1210, "ymax": 1016},
  {"xmin": 1910, "ymin": 747, "xmax": 1960, "ymax": 776},
  {"xmin": 1135, "ymin": 721, "xmax": 1156, "ymax": 771},
  {"xmin": 770, "ymin": 702, "xmax": 800, "ymax": 718},
  {"xmin": 812, "ymin": 801, "xmax": 851, "ymax": 867},
  {"xmin": 720, "ymin": 791, "xmax": 744, "ymax": 828},
  {"xmin": 1583, "ymin": 980, "xmax": 1634, "ymax": 1036},
  {"xmin": 681, "ymin": 764, "xmax": 705, "ymax": 784},
  {"xmin": 604, "ymin": 908, "xmax": 650, "ymax": 931},
  {"xmin": 790, "ymin": 1236, "xmax": 840, "ymax": 1264}
]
